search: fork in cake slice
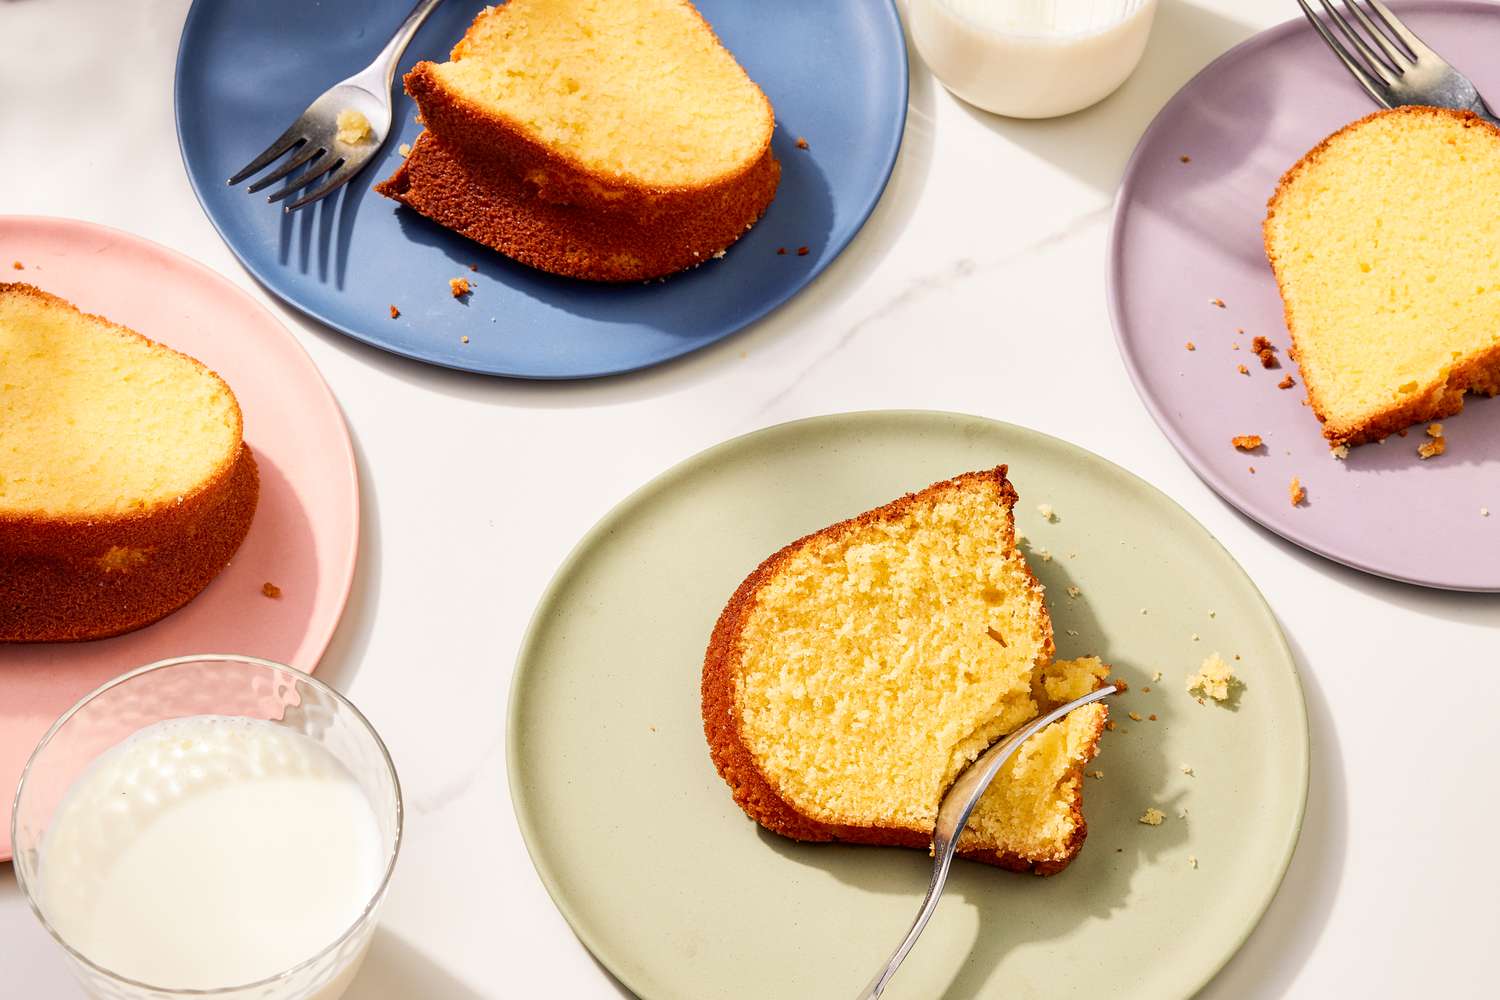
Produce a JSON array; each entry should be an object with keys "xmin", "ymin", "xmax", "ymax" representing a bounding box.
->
[{"xmin": 702, "ymin": 468, "xmax": 1109, "ymax": 874}]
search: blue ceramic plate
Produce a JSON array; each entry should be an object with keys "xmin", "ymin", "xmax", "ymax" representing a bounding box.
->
[{"xmin": 175, "ymin": 0, "xmax": 907, "ymax": 378}]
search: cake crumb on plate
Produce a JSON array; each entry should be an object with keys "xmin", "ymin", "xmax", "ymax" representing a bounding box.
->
[
  {"xmin": 1139, "ymin": 808, "xmax": 1166, "ymax": 826},
  {"xmin": 261, "ymin": 582, "xmax": 282, "ymax": 599},
  {"xmin": 1188, "ymin": 652, "xmax": 1237, "ymax": 703},
  {"xmin": 1231, "ymin": 435, "xmax": 1262, "ymax": 450}
]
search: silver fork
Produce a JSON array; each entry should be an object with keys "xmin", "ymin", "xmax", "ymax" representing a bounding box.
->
[
  {"xmin": 1297, "ymin": 0, "xmax": 1500, "ymax": 125},
  {"xmin": 227, "ymin": 0, "xmax": 445, "ymax": 212},
  {"xmin": 855, "ymin": 684, "xmax": 1117, "ymax": 1000}
]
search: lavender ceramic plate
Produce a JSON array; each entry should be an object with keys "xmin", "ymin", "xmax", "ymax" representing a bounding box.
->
[{"xmin": 1108, "ymin": 0, "xmax": 1500, "ymax": 591}]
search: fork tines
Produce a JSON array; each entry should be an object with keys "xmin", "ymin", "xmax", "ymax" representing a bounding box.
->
[
  {"xmin": 227, "ymin": 123, "xmax": 357, "ymax": 213},
  {"xmin": 1296, "ymin": 0, "xmax": 1438, "ymax": 106}
]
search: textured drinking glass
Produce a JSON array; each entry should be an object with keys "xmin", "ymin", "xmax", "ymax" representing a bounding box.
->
[
  {"xmin": 11, "ymin": 654, "xmax": 402, "ymax": 1000},
  {"xmin": 908, "ymin": 0, "xmax": 1159, "ymax": 118}
]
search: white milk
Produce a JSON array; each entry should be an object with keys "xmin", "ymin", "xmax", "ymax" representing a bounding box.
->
[
  {"xmin": 38, "ymin": 716, "xmax": 384, "ymax": 991},
  {"xmin": 908, "ymin": 0, "xmax": 1159, "ymax": 118}
]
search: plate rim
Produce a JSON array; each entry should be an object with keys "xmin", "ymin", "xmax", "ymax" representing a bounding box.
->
[
  {"xmin": 0, "ymin": 212, "xmax": 361, "ymax": 667},
  {"xmin": 0, "ymin": 213, "xmax": 360, "ymax": 861},
  {"xmin": 170, "ymin": 0, "xmax": 910, "ymax": 380},
  {"xmin": 1105, "ymin": 0, "xmax": 1500, "ymax": 593},
  {"xmin": 505, "ymin": 408, "xmax": 1310, "ymax": 1000}
]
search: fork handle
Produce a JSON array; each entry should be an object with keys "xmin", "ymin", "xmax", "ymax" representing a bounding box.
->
[
  {"xmin": 372, "ymin": 0, "xmax": 446, "ymax": 92},
  {"xmin": 855, "ymin": 849, "xmax": 958, "ymax": 999}
]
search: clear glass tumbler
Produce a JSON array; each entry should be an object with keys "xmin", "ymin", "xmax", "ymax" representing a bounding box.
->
[{"xmin": 11, "ymin": 654, "xmax": 402, "ymax": 1000}]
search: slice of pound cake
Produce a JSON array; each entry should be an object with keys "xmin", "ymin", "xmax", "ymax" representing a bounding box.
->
[
  {"xmin": 702, "ymin": 468, "xmax": 1109, "ymax": 874},
  {"xmin": 380, "ymin": 129, "xmax": 779, "ymax": 282},
  {"xmin": 1265, "ymin": 107, "xmax": 1500, "ymax": 447},
  {"xmin": 377, "ymin": 0, "xmax": 780, "ymax": 281},
  {"xmin": 0, "ymin": 284, "xmax": 258, "ymax": 642}
]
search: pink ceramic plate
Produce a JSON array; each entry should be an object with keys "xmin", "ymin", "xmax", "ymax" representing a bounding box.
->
[
  {"xmin": 1, "ymin": 217, "xmax": 359, "ymax": 858},
  {"xmin": 1109, "ymin": 1, "xmax": 1500, "ymax": 591}
]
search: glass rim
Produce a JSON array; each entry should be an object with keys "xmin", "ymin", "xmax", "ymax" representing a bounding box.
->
[{"xmin": 10, "ymin": 652, "xmax": 404, "ymax": 996}]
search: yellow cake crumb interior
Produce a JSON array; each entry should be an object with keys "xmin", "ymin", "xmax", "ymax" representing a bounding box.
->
[
  {"xmin": 1188, "ymin": 652, "xmax": 1236, "ymax": 702},
  {"xmin": 961, "ymin": 701, "xmax": 1106, "ymax": 857},
  {"xmin": 433, "ymin": 0, "xmax": 771, "ymax": 187},
  {"xmin": 1266, "ymin": 110, "xmax": 1500, "ymax": 437},
  {"xmin": 0, "ymin": 289, "xmax": 238, "ymax": 519},
  {"xmin": 734, "ymin": 478, "xmax": 1100, "ymax": 861}
]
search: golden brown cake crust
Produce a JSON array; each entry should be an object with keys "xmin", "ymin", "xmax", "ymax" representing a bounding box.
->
[
  {"xmin": 0, "ymin": 282, "xmax": 246, "ymax": 557},
  {"xmin": 375, "ymin": 131, "xmax": 780, "ymax": 282},
  {"xmin": 0, "ymin": 444, "xmax": 259, "ymax": 642},
  {"xmin": 0, "ymin": 283, "xmax": 257, "ymax": 641},
  {"xmin": 1263, "ymin": 107, "xmax": 1500, "ymax": 447},
  {"xmin": 701, "ymin": 467, "xmax": 1099, "ymax": 875},
  {"xmin": 402, "ymin": 0, "xmax": 776, "ymax": 223}
]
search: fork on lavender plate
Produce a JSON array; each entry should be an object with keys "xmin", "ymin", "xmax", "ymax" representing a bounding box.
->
[
  {"xmin": 226, "ymin": 0, "xmax": 443, "ymax": 212},
  {"xmin": 1297, "ymin": 0, "xmax": 1500, "ymax": 124}
]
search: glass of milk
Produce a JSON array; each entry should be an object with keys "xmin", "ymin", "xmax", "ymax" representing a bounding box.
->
[
  {"xmin": 907, "ymin": 0, "xmax": 1160, "ymax": 119},
  {"xmin": 11, "ymin": 654, "xmax": 402, "ymax": 1000}
]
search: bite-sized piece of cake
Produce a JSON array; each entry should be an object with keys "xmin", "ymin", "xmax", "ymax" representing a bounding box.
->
[
  {"xmin": 378, "ymin": 129, "xmax": 778, "ymax": 282},
  {"xmin": 0, "ymin": 284, "xmax": 258, "ymax": 642},
  {"xmin": 702, "ymin": 468, "xmax": 1108, "ymax": 875},
  {"xmin": 1187, "ymin": 653, "xmax": 1237, "ymax": 703},
  {"xmin": 1264, "ymin": 107, "xmax": 1500, "ymax": 447}
]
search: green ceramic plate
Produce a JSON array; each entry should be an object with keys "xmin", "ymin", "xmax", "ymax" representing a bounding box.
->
[{"xmin": 508, "ymin": 411, "xmax": 1308, "ymax": 999}]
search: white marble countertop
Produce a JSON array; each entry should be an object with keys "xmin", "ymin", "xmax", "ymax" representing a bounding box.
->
[{"xmin": 4, "ymin": 1, "xmax": 1497, "ymax": 996}]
